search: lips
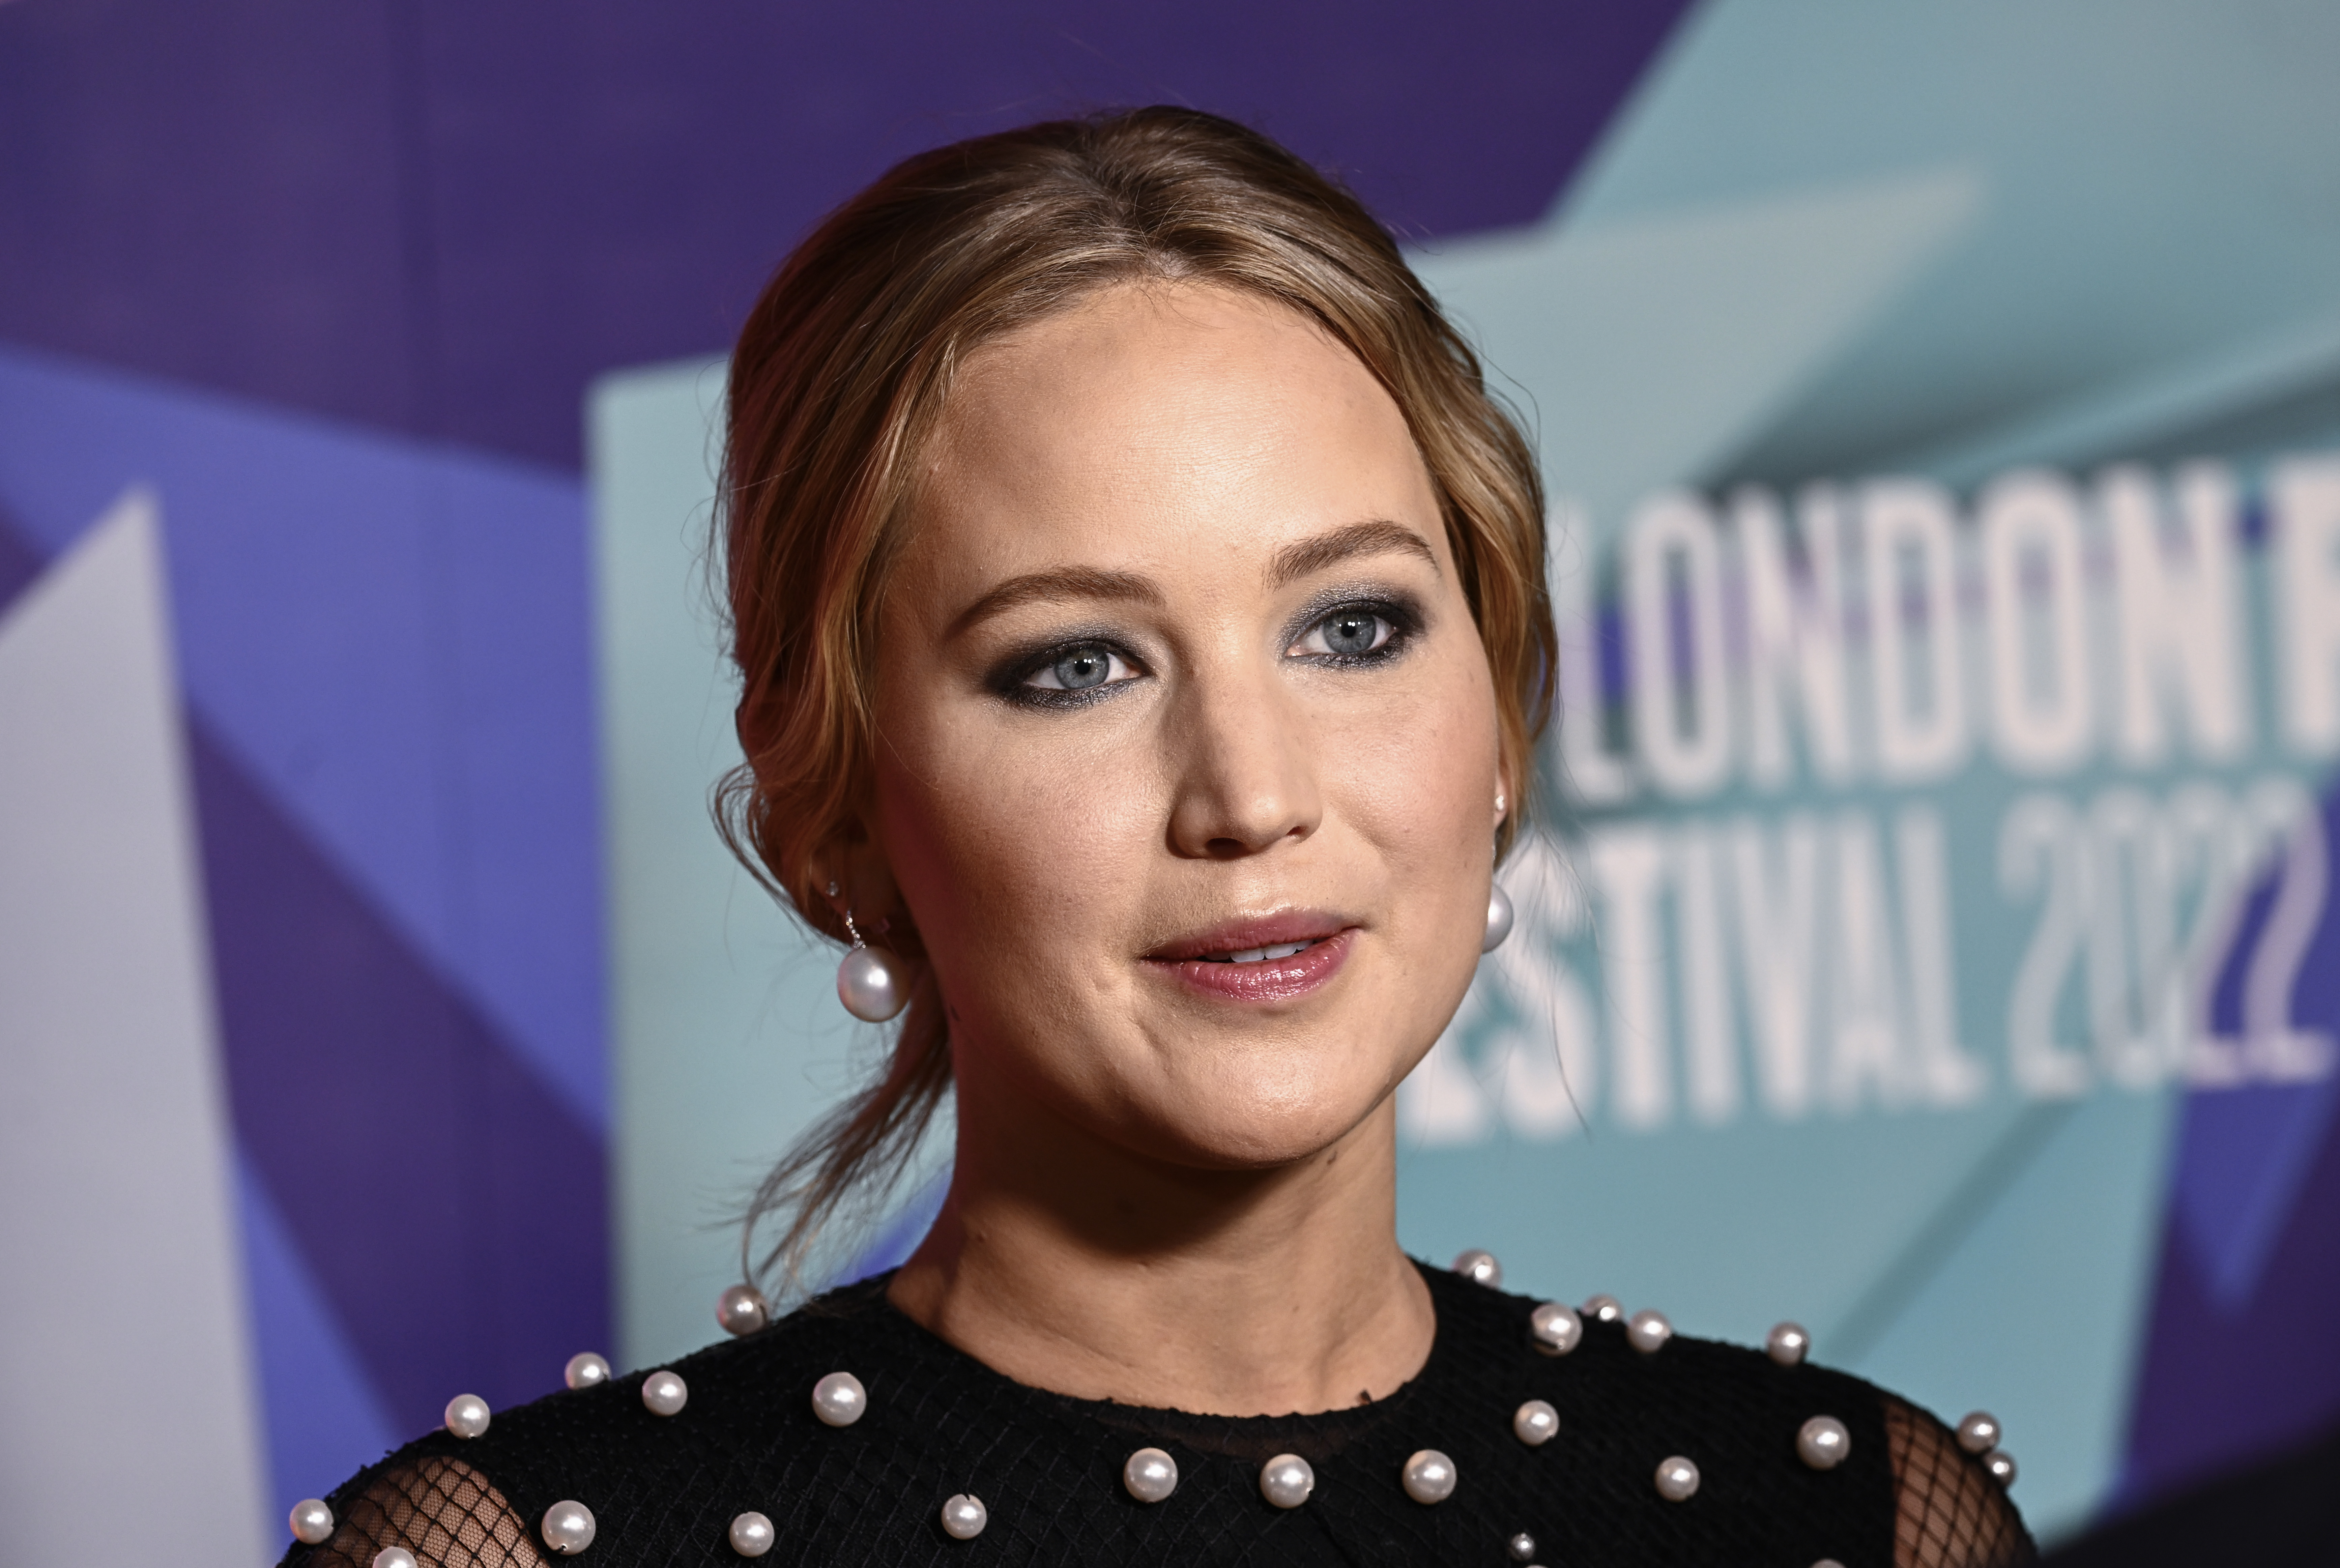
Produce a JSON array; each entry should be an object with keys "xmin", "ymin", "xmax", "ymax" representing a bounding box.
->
[{"xmin": 1143, "ymin": 913, "xmax": 1357, "ymax": 1003}]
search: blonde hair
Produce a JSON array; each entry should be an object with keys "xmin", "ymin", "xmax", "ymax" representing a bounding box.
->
[{"xmin": 716, "ymin": 106, "xmax": 1553, "ymax": 1294}]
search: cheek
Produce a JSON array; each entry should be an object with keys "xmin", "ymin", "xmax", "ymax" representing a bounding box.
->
[
  {"xmin": 1333, "ymin": 665, "xmax": 1502, "ymax": 878},
  {"xmin": 874, "ymin": 713, "xmax": 1160, "ymax": 976}
]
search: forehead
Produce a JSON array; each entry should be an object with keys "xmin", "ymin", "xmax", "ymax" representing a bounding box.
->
[{"xmin": 902, "ymin": 282, "xmax": 1443, "ymax": 586}]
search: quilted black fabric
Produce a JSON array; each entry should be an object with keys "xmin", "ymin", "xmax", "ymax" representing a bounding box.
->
[{"xmin": 286, "ymin": 1262, "xmax": 2032, "ymax": 1567}]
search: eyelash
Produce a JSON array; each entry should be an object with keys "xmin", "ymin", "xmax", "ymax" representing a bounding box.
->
[
  {"xmin": 994, "ymin": 596, "xmax": 1421, "ymax": 711},
  {"xmin": 1287, "ymin": 597, "xmax": 1418, "ymax": 667},
  {"xmin": 1005, "ymin": 642, "xmax": 1139, "ymax": 709}
]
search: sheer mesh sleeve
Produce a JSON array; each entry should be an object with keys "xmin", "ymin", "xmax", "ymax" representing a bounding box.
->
[
  {"xmin": 1885, "ymin": 1396, "xmax": 2037, "ymax": 1568},
  {"xmin": 309, "ymin": 1455, "xmax": 545, "ymax": 1568}
]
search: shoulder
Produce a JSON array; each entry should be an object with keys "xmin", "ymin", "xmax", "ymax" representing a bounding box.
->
[
  {"xmin": 442, "ymin": 1273, "xmax": 902, "ymax": 1487},
  {"xmin": 283, "ymin": 1277, "xmax": 913, "ymax": 1566},
  {"xmin": 1421, "ymin": 1266, "xmax": 2033, "ymax": 1566},
  {"xmin": 1422, "ymin": 1266, "xmax": 1897, "ymax": 1562},
  {"xmin": 1423, "ymin": 1260, "xmax": 1880, "ymax": 1412}
]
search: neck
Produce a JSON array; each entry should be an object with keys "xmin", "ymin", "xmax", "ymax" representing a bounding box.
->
[{"xmin": 887, "ymin": 1087, "xmax": 1434, "ymax": 1416}]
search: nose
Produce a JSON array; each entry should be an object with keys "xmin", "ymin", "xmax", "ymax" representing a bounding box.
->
[{"xmin": 1164, "ymin": 661, "xmax": 1323, "ymax": 859}]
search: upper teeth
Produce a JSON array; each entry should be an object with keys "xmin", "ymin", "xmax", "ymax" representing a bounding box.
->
[{"xmin": 1223, "ymin": 941, "xmax": 1309, "ymax": 964}]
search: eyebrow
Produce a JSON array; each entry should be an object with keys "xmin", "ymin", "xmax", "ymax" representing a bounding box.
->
[
  {"xmin": 946, "ymin": 566, "xmax": 1164, "ymax": 639},
  {"xmin": 1268, "ymin": 518, "xmax": 1439, "ymax": 589},
  {"xmin": 945, "ymin": 518, "xmax": 1439, "ymax": 638}
]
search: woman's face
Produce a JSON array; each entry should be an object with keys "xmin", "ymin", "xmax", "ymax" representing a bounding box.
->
[{"xmin": 870, "ymin": 282, "xmax": 1503, "ymax": 1171}]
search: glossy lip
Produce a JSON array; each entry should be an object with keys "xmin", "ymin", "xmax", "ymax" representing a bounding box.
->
[{"xmin": 1142, "ymin": 911, "xmax": 1358, "ymax": 1004}]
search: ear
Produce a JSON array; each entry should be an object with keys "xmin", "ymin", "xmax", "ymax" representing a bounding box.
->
[
  {"xmin": 812, "ymin": 834, "xmax": 903, "ymax": 938},
  {"xmin": 1492, "ymin": 739, "xmax": 1515, "ymax": 834}
]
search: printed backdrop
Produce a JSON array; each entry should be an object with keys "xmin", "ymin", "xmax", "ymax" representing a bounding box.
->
[{"xmin": 2, "ymin": 2, "xmax": 2336, "ymax": 1557}]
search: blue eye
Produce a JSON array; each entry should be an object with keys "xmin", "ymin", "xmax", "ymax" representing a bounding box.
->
[
  {"xmin": 1294, "ymin": 606, "xmax": 1395, "ymax": 659},
  {"xmin": 1024, "ymin": 643, "xmax": 1131, "ymax": 692}
]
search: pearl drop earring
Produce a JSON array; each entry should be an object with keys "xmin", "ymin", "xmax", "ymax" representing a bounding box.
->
[
  {"xmin": 1483, "ymin": 883, "xmax": 1514, "ymax": 952},
  {"xmin": 1483, "ymin": 783, "xmax": 1514, "ymax": 952},
  {"xmin": 831, "ymin": 882, "xmax": 909, "ymax": 1022}
]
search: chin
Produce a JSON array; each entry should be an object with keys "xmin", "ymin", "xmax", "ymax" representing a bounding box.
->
[{"xmin": 1121, "ymin": 1070, "xmax": 1397, "ymax": 1171}]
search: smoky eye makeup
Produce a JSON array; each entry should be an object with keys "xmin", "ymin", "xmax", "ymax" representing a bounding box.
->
[
  {"xmin": 1281, "ymin": 585, "xmax": 1428, "ymax": 667},
  {"xmin": 982, "ymin": 581, "xmax": 1430, "ymax": 711},
  {"xmin": 988, "ymin": 631, "xmax": 1149, "ymax": 709}
]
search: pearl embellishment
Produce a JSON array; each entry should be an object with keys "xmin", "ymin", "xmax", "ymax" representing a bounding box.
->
[
  {"xmin": 641, "ymin": 1369, "xmax": 688, "ymax": 1417},
  {"xmin": 290, "ymin": 1499, "xmax": 335, "ymax": 1545},
  {"xmin": 940, "ymin": 1493, "xmax": 987, "ymax": 1540},
  {"xmin": 541, "ymin": 1500, "xmax": 597, "ymax": 1555},
  {"xmin": 1483, "ymin": 883, "xmax": 1515, "ymax": 952},
  {"xmin": 1401, "ymin": 1449, "xmax": 1457, "ymax": 1504},
  {"xmin": 1259, "ymin": 1453, "xmax": 1315, "ymax": 1509},
  {"xmin": 838, "ymin": 945, "xmax": 909, "ymax": 1023},
  {"xmin": 1529, "ymin": 1301, "xmax": 1582, "ymax": 1356},
  {"xmin": 371, "ymin": 1280, "xmax": 1986, "ymax": 1556},
  {"xmin": 1123, "ymin": 1447, "xmax": 1178, "ymax": 1503},
  {"xmin": 717, "ymin": 1284, "xmax": 771, "ymax": 1337},
  {"xmin": 716, "ymin": 1292, "xmax": 772, "ymax": 1338},
  {"xmin": 1814, "ymin": 1560, "xmax": 1848, "ymax": 1568},
  {"xmin": 1452, "ymin": 1249, "xmax": 1502, "ymax": 1287},
  {"xmin": 728, "ymin": 1511, "xmax": 775, "ymax": 1557},
  {"xmin": 1513, "ymin": 1398, "xmax": 1559, "ymax": 1446},
  {"xmin": 812, "ymin": 1370, "xmax": 867, "ymax": 1427},
  {"xmin": 1797, "ymin": 1415, "xmax": 1850, "ymax": 1470}
]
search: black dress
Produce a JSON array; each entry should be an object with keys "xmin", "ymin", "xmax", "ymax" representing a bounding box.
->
[{"xmin": 285, "ymin": 1262, "xmax": 2032, "ymax": 1567}]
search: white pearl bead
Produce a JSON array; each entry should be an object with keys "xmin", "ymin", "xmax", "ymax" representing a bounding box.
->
[
  {"xmin": 1529, "ymin": 1301, "xmax": 1581, "ymax": 1356},
  {"xmin": 1512, "ymin": 1398, "xmax": 1559, "ymax": 1446},
  {"xmin": 443, "ymin": 1393, "xmax": 491, "ymax": 1439},
  {"xmin": 728, "ymin": 1510, "xmax": 776, "ymax": 1557},
  {"xmin": 1581, "ymin": 1293, "xmax": 1623, "ymax": 1323},
  {"xmin": 1767, "ymin": 1322, "xmax": 1811, "ymax": 1366},
  {"xmin": 565, "ymin": 1352, "xmax": 611, "ymax": 1390},
  {"xmin": 939, "ymin": 1493, "xmax": 987, "ymax": 1540},
  {"xmin": 1452, "ymin": 1249, "xmax": 1502, "ymax": 1288},
  {"xmin": 289, "ymin": 1498, "xmax": 335, "ymax": 1545},
  {"xmin": 1258, "ymin": 1453, "xmax": 1315, "ymax": 1509},
  {"xmin": 1508, "ymin": 1532, "xmax": 1537, "ymax": 1562},
  {"xmin": 372, "ymin": 1550, "xmax": 418, "ymax": 1568},
  {"xmin": 811, "ymin": 1370, "xmax": 866, "ymax": 1427},
  {"xmin": 1983, "ymin": 1449, "xmax": 2017, "ymax": 1487},
  {"xmin": 641, "ymin": 1369, "xmax": 688, "ymax": 1417},
  {"xmin": 717, "ymin": 1284, "xmax": 771, "ymax": 1337},
  {"xmin": 541, "ymin": 1499, "xmax": 596, "ymax": 1555},
  {"xmin": 1627, "ymin": 1309, "xmax": 1673, "ymax": 1354},
  {"xmin": 1956, "ymin": 1411, "xmax": 2001, "ymax": 1454},
  {"xmin": 1122, "ymin": 1447, "xmax": 1178, "ymax": 1503},
  {"xmin": 1483, "ymin": 883, "xmax": 1515, "ymax": 952},
  {"xmin": 1814, "ymin": 1560, "xmax": 1847, "ymax": 1568},
  {"xmin": 1654, "ymin": 1455, "xmax": 1700, "ymax": 1501},
  {"xmin": 837, "ymin": 946, "xmax": 908, "ymax": 1022},
  {"xmin": 1401, "ymin": 1449, "xmax": 1457, "ymax": 1504},
  {"xmin": 1797, "ymin": 1415, "xmax": 1850, "ymax": 1470}
]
